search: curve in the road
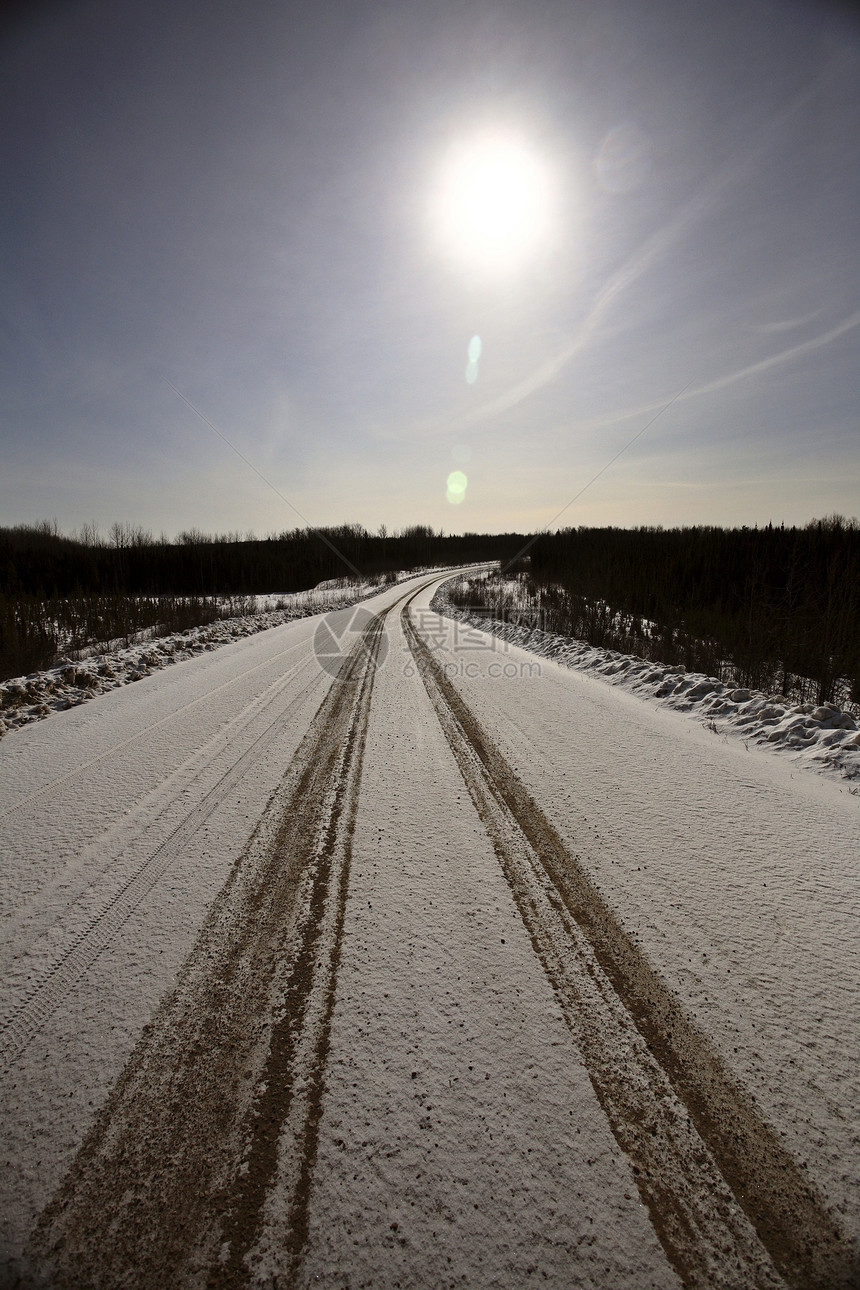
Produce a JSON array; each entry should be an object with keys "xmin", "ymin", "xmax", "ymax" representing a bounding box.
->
[{"xmin": 23, "ymin": 576, "xmax": 855, "ymax": 1288}]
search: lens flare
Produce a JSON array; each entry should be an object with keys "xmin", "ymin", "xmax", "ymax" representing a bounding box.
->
[
  {"xmin": 446, "ymin": 469, "xmax": 468, "ymax": 504},
  {"xmin": 464, "ymin": 334, "xmax": 482, "ymax": 384}
]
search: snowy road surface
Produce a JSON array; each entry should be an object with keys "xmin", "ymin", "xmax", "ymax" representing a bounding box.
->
[{"xmin": 1, "ymin": 573, "xmax": 858, "ymax": 1288}]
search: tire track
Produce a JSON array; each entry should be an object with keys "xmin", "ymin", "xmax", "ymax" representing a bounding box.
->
[
  {"xmin": 0, "ymin": 653, "xmax": 325, "ymax": 1073},
  {"xmin": 209, "ymin": 609, "xmax": 381, "ymax": 1290},
  {"xmin": 28, "ymin": 596, "xmax": 396, "ymax": 1289},
  {"xmin": 404, "ymin": 597, "xmax": 855, "ymax": 1290},
  {"xmin": 0, "ymin": 649, "xmax": 320, "ymax": 961}
]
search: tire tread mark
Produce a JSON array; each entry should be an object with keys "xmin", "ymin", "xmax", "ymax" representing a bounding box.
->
[
  {"xmin": 404, "ymin": 599, "xmax": 856, "ymax": 1290},
  {"xmin": 0, "ymin": 652, "xmax": 317, "ymax": 966},
  {"xmin": 210, "ymin": 613, "xmax": 381, "ymax": 1288},
  {"xmin": 0, "ymin": 630, "xmax": 313, "ymax": 822},
  {"xmin": 0, "ymin": 657, "xmax": 325, "ymax": 1073},
  {"xmin": 28, "ymin": 591, "xmax": 410, "ymax": 1289}
]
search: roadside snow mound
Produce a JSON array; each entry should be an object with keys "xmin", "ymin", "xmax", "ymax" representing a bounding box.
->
[
  {"xmin": 0, "ymin": 584, "xmax": 379, "ymax": 740},
  {"xmin": 433, "ymin": 590, "xmax": 860, "ymax": 781}
]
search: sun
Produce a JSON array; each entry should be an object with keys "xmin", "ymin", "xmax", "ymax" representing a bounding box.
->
[{"xmin": 433, "ymin": 131, "xmax": 552, "ymax": 274}]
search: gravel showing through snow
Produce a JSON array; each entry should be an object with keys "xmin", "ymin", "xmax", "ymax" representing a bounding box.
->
[
  {"xmin": 423, "ymin": 583, "xmax": 860, "ymax": 1262},
  {"xmin": 0, "ymin": 613, "xmax": 334, "ymax": 1275},
  {"xmin": 0, "ymin": 571, "xmax": 857, "ymax": 1286},
  {"xmin": 297, "ymin": 591, "xmax": 674, "ymax": 1288}
]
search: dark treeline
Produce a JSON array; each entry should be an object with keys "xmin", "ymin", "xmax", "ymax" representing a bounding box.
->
[
  {"xmin": 0, "ymin": 521, "xmax": 525, "ymax": 679},
  {"xmin": 0, "ymin": 522, "xmax": 524, "ymax": 598},
  {"xmin": 5, "ymin": 518, "xmax": 858, "ymax": 706},
  {"xmin": 521, "ymin": 517, "xmax": 860, "ymax": 706}
]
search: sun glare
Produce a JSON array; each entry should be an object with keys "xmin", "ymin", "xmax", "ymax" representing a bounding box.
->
[{"xmin": 433, "ymin": 132, "xmax": 552, "ymax": 273}]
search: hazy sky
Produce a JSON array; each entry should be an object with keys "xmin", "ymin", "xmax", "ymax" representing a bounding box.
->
[{"xmin": 2, "ymin": 0, "xmax": 859, "ymax": 537}]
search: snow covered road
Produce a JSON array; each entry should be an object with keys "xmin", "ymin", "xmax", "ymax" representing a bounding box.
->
[{"xmin": 1, "ymin": 573, "xmax": 857, "ymax": 1288}]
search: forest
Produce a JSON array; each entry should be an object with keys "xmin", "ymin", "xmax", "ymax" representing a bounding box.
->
[
  {"xmin": 0, "ymin": 522, "xmax": 525, "ymax": 679},
  {"xmin": 0, "ymin": 521, "xmax": 526, "ymax": 598},
  {"xmin": 482, "ymin": 517, "xmax": 858, "ymax": 708},
  {"xmin": 2, "ymin": 518, "xmax": 858, "ymax": 709}
]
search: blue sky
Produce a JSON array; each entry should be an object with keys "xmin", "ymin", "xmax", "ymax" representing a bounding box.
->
[{"xmin": 1, "ymin": 0, "xmax": 859, "ymax": 537}]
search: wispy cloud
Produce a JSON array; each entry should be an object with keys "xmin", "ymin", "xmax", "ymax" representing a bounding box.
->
[
  {"xmin": 745, "ymin": 309, "xmax": 825, "ymax": 334},
  {"xmin": 575, "ymin": 308, "xmax": 860, "ymax": 433}
]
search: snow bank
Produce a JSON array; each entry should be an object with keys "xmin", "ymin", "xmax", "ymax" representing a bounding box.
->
[
  {"xmin": 0, "ymin": 582, "xmax": 380, "ymax": 741},
  {"xmin": 432, "ymin": 584, "xmax": 860, "ymax": 781}
]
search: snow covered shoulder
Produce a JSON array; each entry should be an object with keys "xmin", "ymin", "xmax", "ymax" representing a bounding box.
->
[{"xmin": 432, "ymin": 577, "xmax": 860, "ymax": 782}]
